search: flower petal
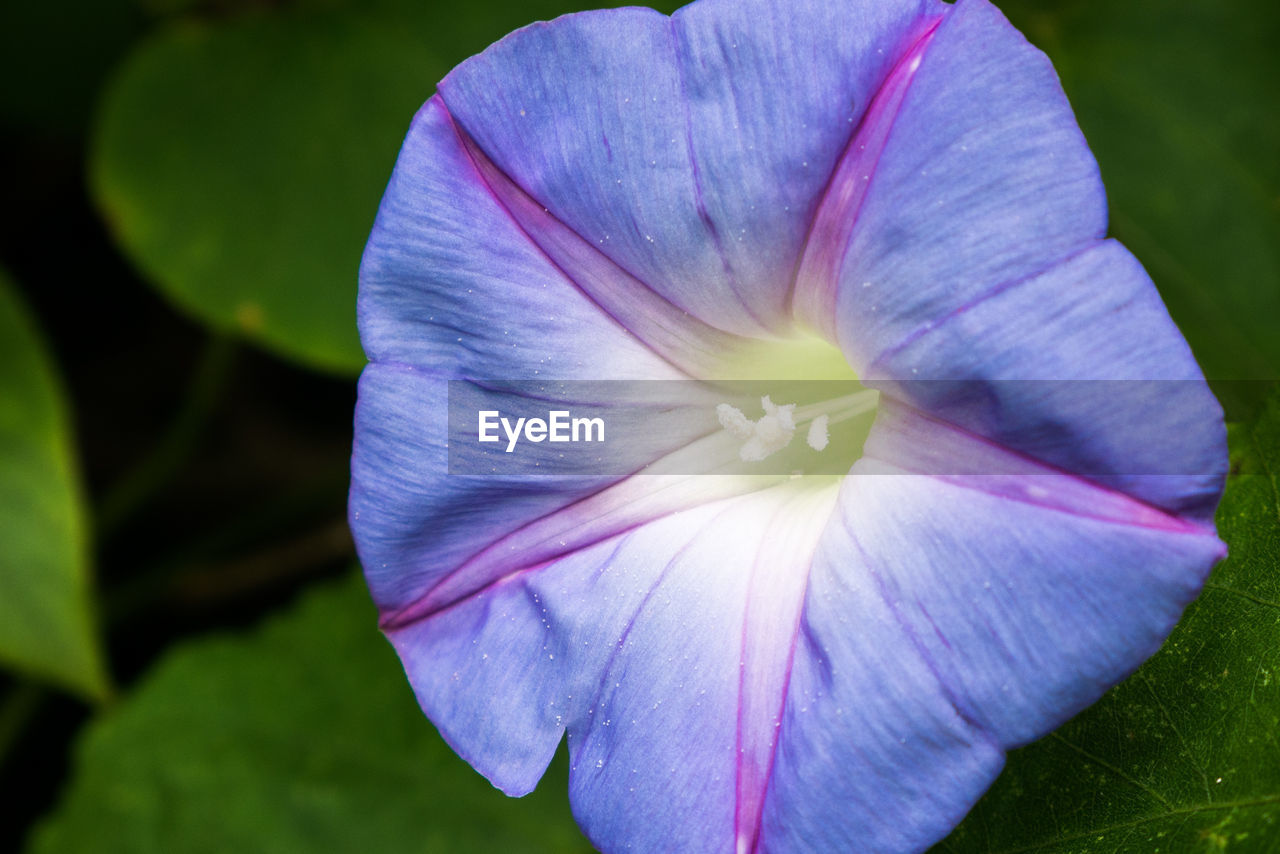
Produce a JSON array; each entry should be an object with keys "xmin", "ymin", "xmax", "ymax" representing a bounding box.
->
[
  {"xmin": 758, "ymin": 442, "xmax": 1223, "ymax": 850},
  {"xmin": 438, "ymin": 0, "xmax": 938, "ymax": 335},
  {"xmin": 865, "ymin": 241, "xmax": 1227, "ymax": 522},
  {"xmin": 807, "ymin": 0, "xmax": 1107, "ymax": 361},
  {"xmin": 758, "ymin": 483, "xmax": 1005, "ymax": 852},
  {"xmin": 358, "ymin": 96, "xmax": 722, "ymax": 378},
  {"xmin": 381, "ymin": 482, "xmax": 838, "ymax": 850},
  {"xmin": 352, "ymin": 363, "xmax": 771, "ymax": 613},
  {"xmin": 378, "ymin": 431, "xmax": 1223, "ymax": 853},
  {"xmin": 834, "ymin": 445, "xmax": 1225, "ymax": 748}
]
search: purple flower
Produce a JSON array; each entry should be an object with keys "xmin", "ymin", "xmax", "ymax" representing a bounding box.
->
[{"xmin": 350, "ymin": 0, "xmax": 1228, "ymax": 850}]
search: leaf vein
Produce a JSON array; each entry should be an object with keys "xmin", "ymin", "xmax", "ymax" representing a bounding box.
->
[
  {"xmin": 1203, "ymin": 582, "xmax": 1280, "ymax": 612},
  {"xmin": 982, "ymin": 794, "xmax": 1280, "ymax": 854},
  {"xmin": 1251, "ymin": 423, "xmax": 1280, "ymax": 523},
  {"xmin": 1046, "ymin": 732, "xmax": 1173, "ymax": 810},
  {"xmin": 1140, "ymin": 672, "xmax": 1213, "ymax": 803}
]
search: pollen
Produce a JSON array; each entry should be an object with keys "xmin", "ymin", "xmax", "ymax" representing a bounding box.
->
[
  {"xmin": 807, "ymin": 414, "xmax": 830, "ymax": 451},
  {"xmin": 716, "ymin": 396, "xmax": 798, "ymax": 462}
]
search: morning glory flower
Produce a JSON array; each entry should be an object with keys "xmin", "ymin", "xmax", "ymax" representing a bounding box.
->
[{"xmin": 350, "ymin": 0, "xmax": 1228, "ymax": 850}]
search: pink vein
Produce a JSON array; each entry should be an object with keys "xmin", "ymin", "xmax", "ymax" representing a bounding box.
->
[
  {"xmin": 734, "ymin": 486, "xmax": 831, "ymax": 854},
  {"xmin": 868, "ymin": 398, "xmax": 1221, "ymax": 539},
  {"xmin": 788, "ymin": 15, "xmax": 943, "ymax": 340},
  {"xmin": 440, "ymin": 99, "xmax": 742, "ymax": 380},
  {"xmin": 862, "ymin": 241, "xmax": 1103, "ymax": 377}
]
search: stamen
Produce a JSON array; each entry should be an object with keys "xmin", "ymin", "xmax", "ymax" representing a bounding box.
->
[
  {"xmin": 792, "ymin": 389, "xmax": 879, "ymax": 425},
  {"xmin": 716, "ymin": 390, "xmax": 878, "ymax": 463},
  {"xmin": 715, "ymin": 402, "xmax": 756, "ymax": 441},
  {"xmin": 807, "ymin": 414, "xmax": 830, "ymax": 451},
  {"xmin": 717, "ymin": 396, "xmax": 797, "ymax": 462}
]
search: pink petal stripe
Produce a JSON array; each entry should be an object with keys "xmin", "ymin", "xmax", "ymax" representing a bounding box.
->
[
  {"xmin": 867, "ymin": 398, "xmax": 1221, "ymax": 539},
  {"xmin": 444, "ymin": 101, "xmax": 751, "ymax": 379},
  {"xmin": 791, "ymin": 16, "xmax": 943, "ymax": 340},
  {"xmin": 734, "ymin": 484, "xmax": 838, "ymax": 854}
]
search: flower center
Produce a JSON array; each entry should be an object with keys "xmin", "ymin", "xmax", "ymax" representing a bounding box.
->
[
  {"xmin": 716, "ymin": 391, "xmax": 880, "ymax": 464},
  {"xmin": 713, "ymin": 332, "xmax": 859, "ymax": 383},
  {"xmin": 704, "ymin": 333, "xmax": 877, "ymax": 477}
]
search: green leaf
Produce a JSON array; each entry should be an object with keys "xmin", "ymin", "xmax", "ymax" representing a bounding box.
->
[
  {"xmin": 92, "ymin": 10, "xmax": 447, "ymax": 374},
  {"xmin": 27, "ymin": 574, "xmax": 592, "ymax": 854},
  {"xmin": 0, "ymin": 270, "xmax": 108, "ymax": 700},
  {"xmin": 352, "ymin": 0, "xmax": 686, "ymax": 65},
  {"xmin": 937, "ymin": 389, "xmax": 1280, "ymax": 853},
  {"xmin": 997, "ymin": 0, "xmax": 1280, "ymax": 381}
]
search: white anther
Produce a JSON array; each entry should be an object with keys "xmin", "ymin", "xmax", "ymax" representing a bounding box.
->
[
  {"xmin": 715, "ymin": 403, "xmax": 755, "ymax": 441},
  {"xmin": 717, "ymin": 396, "xmax": 797, "ymax": 462},
  {"xmin": 806, "ymin": 414, "xmax": 830, "ymax": 451}
]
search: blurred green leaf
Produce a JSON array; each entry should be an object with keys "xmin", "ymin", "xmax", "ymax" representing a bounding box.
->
[
  {"xmin": 352, "ymin": 0, "xmax": 685, "ymax": 65},
  {"xmin": 0, "ymin": 270, "xmax": 108, "ymax": 700},
  {"xmin": 937, "ymin": 388, "xmax": 1280, "ymax": 853},
  {"xmin": 27, "ymin": 574, "xmax": 592, "ymax": 854},
  {"xmin": 92, "ymin": 10, "xmax": 446, "ymax": 374},
  {"xmin": 999, "ymin": 0, "xmax": 1280, "ymax": 381}
]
